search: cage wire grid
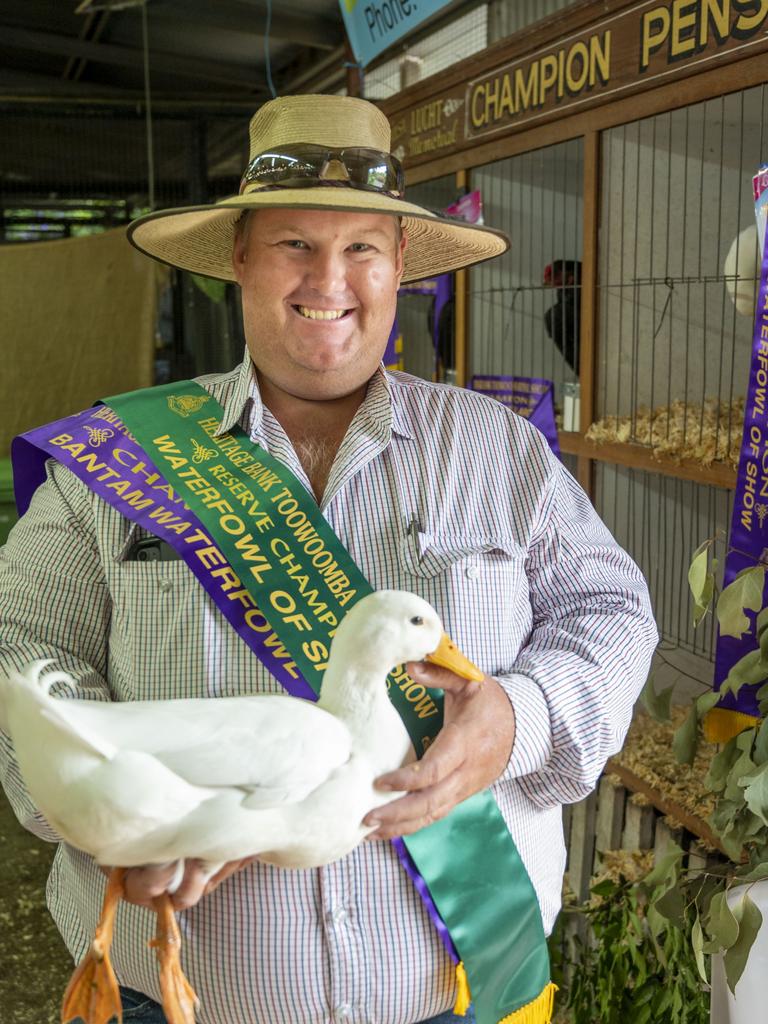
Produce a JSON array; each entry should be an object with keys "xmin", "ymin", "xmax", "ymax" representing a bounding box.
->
[
  {"xmin": 596, "ymin": 83, "xmax": 768, "ymax": 469},
  {"xmin": 469, "ymin": 137, "xmax": 584, "ymax": 408}
]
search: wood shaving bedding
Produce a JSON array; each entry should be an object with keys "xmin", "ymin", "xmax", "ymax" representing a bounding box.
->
[{"xmin": 585, "ymin": 398, "xmax": 744, "ymax": 468}]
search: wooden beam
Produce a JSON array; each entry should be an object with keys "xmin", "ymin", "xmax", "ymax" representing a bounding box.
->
[
  {"xmin": 0, "ymin": 24, "xmax": 263, "ymax": 89},
  {"xmin": 454, "ymin": 168, "xmax": 469, "ymax": 387},
  {"xmin": 577, "ymin": 129, "xmax": 600, "ymax": 497},
  {"xmin": 558, "ymin": 433, "xmax": 738, "ymax": 490},
  {"xmin": 607, "ymin": 760, "xmax": 732, "ymax": 859}
]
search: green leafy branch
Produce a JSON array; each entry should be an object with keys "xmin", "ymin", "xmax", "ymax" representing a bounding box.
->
[
  {"xmin": 637, "ymin": 536, "xmax": 768, "ymax": 998},
  {"xmin": 554, "ymin": 859, "xmax": 709, "ymax": 1023}
]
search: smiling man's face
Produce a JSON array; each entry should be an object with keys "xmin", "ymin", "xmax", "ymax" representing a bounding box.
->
[{"xmin": 232, "ymin": 207, "xmax": 406, "ymax": 403}]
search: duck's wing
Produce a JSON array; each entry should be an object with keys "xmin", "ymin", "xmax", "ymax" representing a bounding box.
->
[{"xmin": 57, "ymin": 696, "xmax": 352, "ymax": 808}]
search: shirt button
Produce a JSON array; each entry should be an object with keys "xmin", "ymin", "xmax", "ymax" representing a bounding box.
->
[
  {"xmin": 335, "ymin": 1005, "xmax": 352, "ymax": 1022},
  {"xmin": 331, "ymin": 906, "xmax": 348, "ymax": 926},
  {"xmin": 158, "ymin": 578, "xmax": 174, "ymax": 591},
  {"xmin": 466, "ymin": 564, "xmax": 481, "ymax": 580}
]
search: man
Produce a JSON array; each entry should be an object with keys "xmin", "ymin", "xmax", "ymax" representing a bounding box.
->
[{"xmin": 0, "ymin": 95, "xmax": 657, "ymax": 1024}]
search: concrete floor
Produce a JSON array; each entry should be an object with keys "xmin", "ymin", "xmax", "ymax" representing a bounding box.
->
[{"xmin": 0, "ymin": 798, "xmax": 71, "ymax": 1023}]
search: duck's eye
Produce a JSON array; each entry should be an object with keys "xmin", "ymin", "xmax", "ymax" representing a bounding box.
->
[{"xmin": 410, "ymin": 615, "xmax": 424, "ymax": 626}]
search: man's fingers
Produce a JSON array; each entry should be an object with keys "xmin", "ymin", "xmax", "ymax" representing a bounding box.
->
[
  {"xmin": 406, "ymin": 660, "xmax": 484, "ymax": 693},
  {"xmin": 122, "ymin": 863, "xmax": 182, "ymax": 907},
  {"xmin": 170, "ymin": 860, "xmax": 209, "ymax": 910},
  {"xmin": 375, "ymin": 721, "xmax": 465, "ymax": 793},
  {"xmin": 364, "ymin": 771, "xmax": 465, "ymax": 839},
  {"xmin": 203, "ymin": 857, "xmax": 257, "ymax": 896}
]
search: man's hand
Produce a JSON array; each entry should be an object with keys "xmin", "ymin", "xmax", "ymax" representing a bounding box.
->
[
  {"xmin": 103, "ymin": 857, "xmax": 257, "ymax": 911},
  {"xmin": 362, "ymin": 660, "xmax": 516, "ymax": 839}
]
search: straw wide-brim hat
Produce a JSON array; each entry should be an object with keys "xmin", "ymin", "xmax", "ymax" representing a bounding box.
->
[{"xmin": 128, "ymin": 94, "xmax": 509, "ymax": 284}]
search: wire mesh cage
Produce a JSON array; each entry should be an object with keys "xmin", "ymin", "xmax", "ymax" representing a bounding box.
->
[
  {"xmin": 592, "ymin": 83, "xmax": 768, "ymax": 470},
  {"xmin": 596, "ymin": 463, "xmax": 732, "ymax": 664},
  {"xmin": 469, "ymin": 137, "xmax": 584, "ymax": 409},
  {"xmin": 0, "ymin": 106, "xmax": 248, "ymax": 239},
  {"xmin": 395, "ymin": 174, "xmax": 459, "ymax": 381}
]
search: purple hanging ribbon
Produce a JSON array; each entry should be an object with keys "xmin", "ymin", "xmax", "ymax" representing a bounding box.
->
[
  {"xmin": 12, "ymin": 409, "xmax": 316, "ymax": 700},
  {"xmin": 470, "ymin": 374, "xmax": 561, "ymax": 459},
  {"xmin": 714, "ymin": 189, "xmax": 768, "ymax": 716}
]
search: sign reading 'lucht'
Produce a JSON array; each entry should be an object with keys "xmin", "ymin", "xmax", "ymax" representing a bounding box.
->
[{"xmin": 340, "ymin": 0, "xmax": 453, "ymax": 68}]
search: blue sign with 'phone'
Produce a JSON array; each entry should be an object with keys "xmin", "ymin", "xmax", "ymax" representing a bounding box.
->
[{"xmin": 341, "ymin": 0, "xmax": 452, "ymax": 68}]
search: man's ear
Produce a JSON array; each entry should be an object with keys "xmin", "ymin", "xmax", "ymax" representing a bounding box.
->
[
  {"xmin": 231, "ymin": 213, "xmax": 251, "ymax": 284},
  {"xmin": 395, "ymin": 228, "xmax": 408, "ymax": 286},
  {"xmin": 232, "ymin": 233, "xmax": 247, "ymax": 285}
]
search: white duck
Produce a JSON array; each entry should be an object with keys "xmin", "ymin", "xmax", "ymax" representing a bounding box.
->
[{"xmin": 0, "ymin": 590, "xmax": 483, "ymax": 1024}]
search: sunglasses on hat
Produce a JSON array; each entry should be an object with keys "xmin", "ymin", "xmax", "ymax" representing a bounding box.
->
[{"xmin": 239, "ymin": 144, "xmax": 405, "ymax": 199}]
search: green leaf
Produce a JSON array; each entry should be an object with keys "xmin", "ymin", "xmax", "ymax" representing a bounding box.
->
[
  {"xmin": 724, "ymin": 892, "xmax": 763, "ymax": 994},
  {"xmin": 735, "ymin": 861, "xmax": 768, "ymax": 883},
  {"xmin": 717, "ymin": 567, "xmax": 766, "ymax": 639},
  {"xmin": 640, "ymin": 676, "xmax": 675, "ymax": 722},
  {"xmin": 724, "ymin": 746, "xmax": 758, "ymax": 802},
  {"xmin": 755, "ymin": 718, "xmax": 768, "ymax": 764},
  {"xmin": 740, "ymin": 761, "xmax": 768, "ymax": 826},
  {"xmin": 190, "ymin": 273, "xmax": 228, "ymax": 303},
  {"xmin": 672, "ymin": 703, "xmax": 699, "ymax": 765},
  {"xmin": 642, "ymin": 842, "xmax": 683, "ymax": 889},
  {"xmin": 706, "ymin": 739, "xmax": 742, "ymax": 792},
  {"xmin": 756, "ymin": 605, "xmax": 768, "ymax": 638},
  {"xmin": 691, "ymin": 915, "xmax": 708, "ymax": 983},
  {"xmin": 704, "ymin": 890, "xmax": 739, "ymax": 951},
  {"xmin": 721, "ymin": 649, "xmax": 768, "ymax": 698},
  {"xmin": 590, "ymin": 878, "xmax": 616, "ymax": 897},
  {"xmin": 696, "ymin": 689, "xmax": 722, "ymax": 716},
  {"xmin": 688, "ymin": 543, "xmax": 715, "ymax": 625},
  {"xmin": 653, "ymin": 883, "xmax": 686, "ymax": 929}
]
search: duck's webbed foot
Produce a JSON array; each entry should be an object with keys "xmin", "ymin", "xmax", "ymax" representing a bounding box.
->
[
  {"xmin": 149, "ymin": 894, "xmax": 199, "ymax": 1024},
  {"xmin": 61, "ymin": 868, "xmax": 125, "ymax": 1024}
]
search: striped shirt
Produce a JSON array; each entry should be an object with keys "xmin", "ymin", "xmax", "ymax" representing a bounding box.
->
[{"xmin": 0, "ymin": 353, "xmax": 657, "ymax": 1024}]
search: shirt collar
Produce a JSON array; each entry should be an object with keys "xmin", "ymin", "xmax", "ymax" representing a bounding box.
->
[
  {"xmin": 212, "ymin": 350, "xmax": 416, "ymax": 442},
  {"xmin": 213, "ymin": 350, "xmax": 264, "ymax": 439}
]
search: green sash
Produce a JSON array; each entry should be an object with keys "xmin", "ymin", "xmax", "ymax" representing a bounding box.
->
[{"xmin": 104, "ymin": 380, "xmax": 554, "ymax": 1024}]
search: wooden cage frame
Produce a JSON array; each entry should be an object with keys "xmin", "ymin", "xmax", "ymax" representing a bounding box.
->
[{"xmin": 380, "ymin": 0, "xmax": 768, "ymax": 497}]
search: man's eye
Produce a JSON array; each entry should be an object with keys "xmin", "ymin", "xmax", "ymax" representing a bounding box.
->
[
  {"xmin": 349, "ymin": 242, "xmax": 372, "ymax": 253},
  {"xmin": 282, "ymin": 239, "xmax": 308, "ymax": 249}
]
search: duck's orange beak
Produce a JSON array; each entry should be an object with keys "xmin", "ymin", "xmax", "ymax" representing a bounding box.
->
[{"xmin": 426, "ymin": 633, "xmax": 485, "ymax": 682}]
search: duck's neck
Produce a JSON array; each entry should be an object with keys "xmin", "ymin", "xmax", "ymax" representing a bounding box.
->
[{"xmin": 318, "ymin": 661, "xmax": 409, "ymax": 766}]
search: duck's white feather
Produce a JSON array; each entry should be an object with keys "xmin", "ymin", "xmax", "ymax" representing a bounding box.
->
[{"xmin": 1, "ymin": 591, "xmax": 446, "ymax": 871}]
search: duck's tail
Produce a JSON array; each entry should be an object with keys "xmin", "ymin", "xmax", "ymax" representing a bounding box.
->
[
  {"xmin": 0, "ymin": 659, "xmax": 60, "ymax": 733},
  {"xmin": 0, "ymin": 659, "xmax": 116, "ymax": 760}
]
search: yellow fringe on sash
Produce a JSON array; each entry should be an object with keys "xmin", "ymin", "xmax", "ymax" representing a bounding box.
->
[
  {"xmin": 451, "ymin": 965, "xmax": 557, "ymax": 1023},
  {"xmin": 704, "ymin": 707, "xmax": 759, "ymax": 743},
  {"xmin": 498, "ymin": 982, "xmax": 558, "ymax": 1024},
  {"xmin": 453, "ymin": 963, "xmax": 471, "ymax": 1016}
]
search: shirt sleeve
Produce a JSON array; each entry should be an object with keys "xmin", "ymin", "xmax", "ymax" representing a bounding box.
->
[
  {"xmin": 495, "ymin": 457, "xmax": 658, "ymax": 808},
  {"xmin": 0, "ymin": 460, "xmax": 112, "ymax": 842}
]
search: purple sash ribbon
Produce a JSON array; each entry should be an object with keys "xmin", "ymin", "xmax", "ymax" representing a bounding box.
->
[
  {"xmin": 470, "ymin": 374, "xmax": 561, "ymax": 458},
  {"xmin": 12, "ymin": 407, "xmax": 316, "ymax": 699},
  {"xmin": 714, "ymin": 182, "xmax": 768, "ymax": 716}
]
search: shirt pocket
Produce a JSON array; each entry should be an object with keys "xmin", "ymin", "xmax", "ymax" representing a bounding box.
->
[
  {"xmin": 107, "ymin": 558, "xmax": 203, "ymax": 700},
  {"xmin": 398, "ymin": 528, "xmax": 530, "ymax": 673}
]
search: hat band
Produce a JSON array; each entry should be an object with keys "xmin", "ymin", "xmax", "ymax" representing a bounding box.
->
[{"xmin": 239, "ymin": 144, "xmax": 405, "ymax": 198}]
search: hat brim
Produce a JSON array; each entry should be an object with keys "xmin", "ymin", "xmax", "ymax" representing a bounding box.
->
[{"xmin": 127, "ymin": 189, "xmax": 509, "ymax": 284}]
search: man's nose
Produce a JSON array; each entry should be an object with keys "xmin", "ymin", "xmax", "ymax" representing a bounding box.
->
[{"xmin": 305, "ymin": 248, "xmax": 347, "ymax": 294}]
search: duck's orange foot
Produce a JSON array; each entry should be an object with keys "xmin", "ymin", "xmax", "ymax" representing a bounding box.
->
[
  {"xmin": 60, "ymin": 937, "xmax": 122, "ymax": 1024},
  {"xmin": 149, "ymin": 894, "xmax": 198, "ymax": 1024}
]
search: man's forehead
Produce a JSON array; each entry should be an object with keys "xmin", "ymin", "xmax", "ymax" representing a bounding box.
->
[{"xmin": 251, "ymin": 207, "xmax": 399, "ymax": 239}]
